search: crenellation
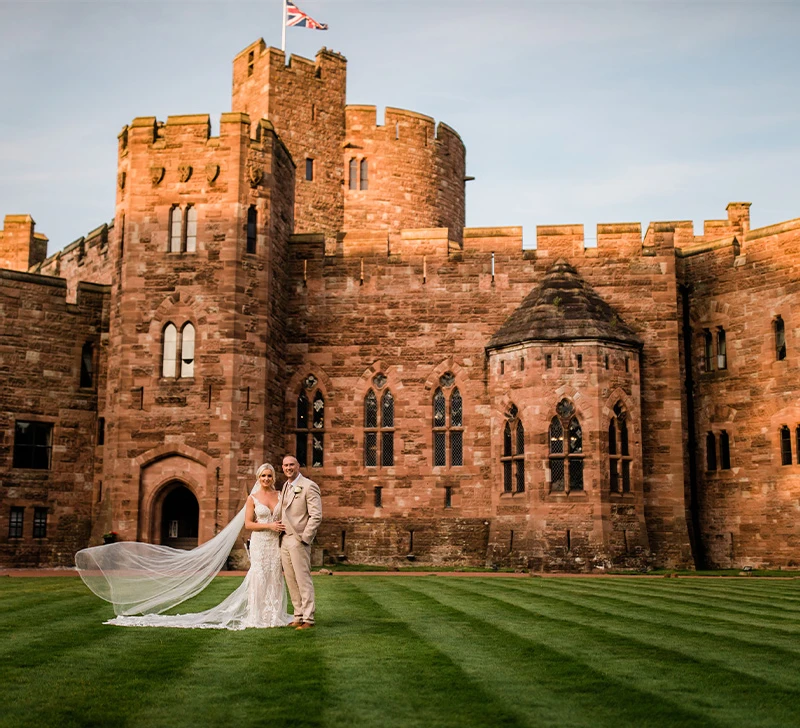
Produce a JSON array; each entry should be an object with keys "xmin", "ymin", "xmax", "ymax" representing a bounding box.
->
[
  {"xmin": 595, "ymin": 222, "xmax": 642, "ymax": 258},
  {"xmin": 535, "ymin": 224, "xmax": 585, "ymax": 258}
]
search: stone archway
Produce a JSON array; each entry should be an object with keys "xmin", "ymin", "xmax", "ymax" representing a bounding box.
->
[{"xmin": 156, "ymin": 482, "xmax": 199, "ymax": 549}]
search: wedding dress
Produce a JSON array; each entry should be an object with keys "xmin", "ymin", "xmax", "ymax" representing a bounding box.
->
[{"xmin": 76, "ymin": 487, "xmax": 293, "ymax": 629}]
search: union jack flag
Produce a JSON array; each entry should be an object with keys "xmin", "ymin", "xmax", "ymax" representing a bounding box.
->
[{"xmin": 286, "ymin": 2, "xmax": 328, "ymax": 30}]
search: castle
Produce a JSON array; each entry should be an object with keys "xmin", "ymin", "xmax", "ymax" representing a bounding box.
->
[{"xmin": 2, "ymin": 40, "xmax": 799, "ymax": 571}]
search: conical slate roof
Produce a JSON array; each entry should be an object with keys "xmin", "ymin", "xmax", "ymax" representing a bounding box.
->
[{"xmin": 487, "ymin": 259, "xmax": 642, "ymax": 351}]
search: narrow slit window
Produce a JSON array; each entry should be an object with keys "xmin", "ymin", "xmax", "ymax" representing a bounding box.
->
[
  {"xmin": 33, "ymin": 507, "xmax": 47, "ymax": 538},
  {"xmin": 9, "ymin": 507, "xmax": 23, "ymax": 538},
  {"xmin": 185, "ymin": 205, "xmax": 197, "ymax": 252},
  {"xmin": 246, "ymin": 205, "xmax": 257, "ymax": 254},
  {"xmin": 169, "ymin": 206, "xmax": 182, "ymax": 252},
  {"xmin": 780, "ymin": 426, "xmax": 792, "ymax": 466},
  {"xmin": 703, "ymin": 329, "xmax": 714, "ymax": 372},
  {"xmin": 305, "ymin": 158, "xmax": 314, "ymax": 181},
  {"xmin": 359, "ymin": 158, "xmax": 368, "ymax": 190},
  {"xmin": 776, "ymin": 316, "xmax": 787, "ymax": 360},
  {"xmin": 717, "ymin": 327, "xmax": 727, "ymax": 370},
  {"xmin": 349, "ymin": 158, "xmax": 357, "ymax": 190},
  {"xmin": 80, "ymin": 341, "xmax": 95, "ymax": 388}
]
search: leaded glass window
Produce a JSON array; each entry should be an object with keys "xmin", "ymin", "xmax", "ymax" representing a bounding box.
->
[
  {"xmin": 609, "ymin": 402, "xmax": 632, "ymax": 493},
  {"xmin": 296, "ymin": 386, "xmax": 325, "ymax": 468},
  {"xmin": 180, "ymin": 323, "xmax": 195, "ymax": 378},
  {"xmin": 13, "ymin": 422, "xmax": 53, "ymax": 470},
  {"xmin": 550, "ymin": 399, "xmax": 585, "ymax": 494},
  {"xmin": 162, "ymin": 323, "xmax": 177, "ymax": 378},
  {"xmin": 185, "ymin": 205, "xmax": 197, "ymax": 252},
  {"xmin": 365, "ymin": 383, "xmax": 394, "ymax": 467},
  {"xmin": 500, "ymin": 409, "xmax": 524, "ymax": 493},
  {"xmin": 432, "ymin": 384, "xmax": 463, "ymax": 468},
  {"xmin": 169, "ymin": 205, "xmax": 182, "ymax": 252}
]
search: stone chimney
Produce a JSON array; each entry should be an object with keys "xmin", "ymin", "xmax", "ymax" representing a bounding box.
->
[{"xmin": 0, "ymin": 214, "xmax": 48, "ymax": 271}]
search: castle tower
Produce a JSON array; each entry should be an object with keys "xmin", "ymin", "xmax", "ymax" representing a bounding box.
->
[
  {"xmin": 100, "ymin": 111, "xmax": 295, "ymax": 547},
  {"xmin": 232, "ymin": 41, "xmax": 347, "ymax": 242}
]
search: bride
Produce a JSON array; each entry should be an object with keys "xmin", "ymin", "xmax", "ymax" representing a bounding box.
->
[{"xmin": 75, "ymin": 463, "xmax": 294, "ymax": 629}]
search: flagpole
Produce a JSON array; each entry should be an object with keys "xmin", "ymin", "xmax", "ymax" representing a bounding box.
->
[{"xmin": 281, "ymin": 0, "xmax": 287, "ymax": 52}]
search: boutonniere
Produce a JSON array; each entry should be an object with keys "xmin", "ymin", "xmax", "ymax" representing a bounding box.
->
[{"xmin": 293, "ymin": 485, "xmax": 302, "ymax": 494}]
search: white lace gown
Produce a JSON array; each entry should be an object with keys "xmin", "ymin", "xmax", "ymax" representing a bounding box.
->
[{"xmin": 105, "ymin": 500, "xmax": 293, "ymax": 630}]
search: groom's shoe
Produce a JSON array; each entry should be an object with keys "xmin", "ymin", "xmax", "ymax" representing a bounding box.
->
[
  {"xmin": 287, "ymin": 620, "xmax": 304, "ymax": 628},
  {"xmin": 296, "ymin": 622, "xmax": 315, "ymax": 630}
]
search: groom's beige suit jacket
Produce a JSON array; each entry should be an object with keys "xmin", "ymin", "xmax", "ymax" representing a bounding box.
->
[{"xmin": 277, "ymin": 473, "xmax": 322, "ymax": 545}]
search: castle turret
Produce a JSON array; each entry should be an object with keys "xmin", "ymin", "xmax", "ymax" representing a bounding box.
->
[{"xmin": 0, "ymin": 214, "xmax": 48, "ymax": 271}]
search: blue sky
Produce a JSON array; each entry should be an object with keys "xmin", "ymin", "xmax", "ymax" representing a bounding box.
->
[{"xmin": 1, "ymin": 0, "xmax": 798, "ymax": 252}]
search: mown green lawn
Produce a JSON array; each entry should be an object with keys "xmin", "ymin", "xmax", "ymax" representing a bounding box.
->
[{"xmin": 2, "ymin": 575, "xmax": 800, "ymax": 727}]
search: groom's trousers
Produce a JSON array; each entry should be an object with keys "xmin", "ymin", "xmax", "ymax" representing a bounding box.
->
[{"xmin": 280, "ymin": 534, "xmax": 315, "ymax": 624}]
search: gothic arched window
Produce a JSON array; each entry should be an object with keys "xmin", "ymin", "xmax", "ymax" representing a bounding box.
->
[
  {"xmin": 295, "ymin": 381, "xmax": 325, "ymax": 468},
  {"xmin": 549, "ymin": 399, "xmax": 584, "ymax": 493},
  {"xmin": 180, "ymin": 323, "xmax": 195, "ymax": 378},
  {"xmin": 162, "ymin": 323, "xmax": 178, "ymax": 378},
  {"xmin": 360, "ymin": 158, "xmax": 369, "ymax": 190},
  {"xmin": 364, "ymin": 381, "xmax": 394, "ymax": 467},
  {"xmin": 432, "ymin": 379, "xmax": 464, "ymax": 468},
  {"xmin": 500, "ymin": 405, "xmax": 524, "ymax": 493},
  {"xmin": 608, "ymin": 402, "xmax": 632, "ymax": 493}
]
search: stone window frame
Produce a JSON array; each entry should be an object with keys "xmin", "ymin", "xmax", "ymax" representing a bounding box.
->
[
  {"xmin": 548, "ymin": 398, "xmax": 584, "ymax": 494},
  {"xmin": 161, "ymin": 321, "xmax": 196, "ymax": 380},
  {"xmin": 500, "ymin": 405, "xmax": 525, "ymax": 494},
  {"xmin": 32, "ymin": 507, "xmax": 48, "ymax": 539},
  {"xmin": 608, "ymin": 402, "xmax": 632, "ymax": 494},
  {"xmin": 8, "ymin": 506, "xmax": 24, "ymax": 539},
  {"xmin": 246, "ymin": 205, "xmax": 258, "ymax": 254},
  {"xmin": 347, "ymin": 157, "xmax": 369, "ymax": 191},
  {"xmin": 168, "ymin": 204, "xmax": 197, "ymax": 254},
  {"xmin": 294, "ymin": 379, "xmax": 326, "ymax": 469},
  {"xmin": 780, "ymin": 425, "xmax": 793, "ymax": 466},
  {"xmin": 12, "ymin": 420, "xmax": 54, "ymax": 470},
  {"xmin": 364, "ymin": 384, "xmax": 395, "ymax": 468},
  {"xmin": 719, "ymin": 430, "xmax": 731, "ymax": 470},
  {"xmin": 716, "ymin": 326, "xmax": 727, "ymax": 370},
  {"xmin": 702, "ymin": 328, "xmax": 714, "ymax": 372},
  {"xmin": 775, "ymin": 315, "xmax": 787, "ymax": 361},
  {"xmin": 432, "ymin": 383, "xmax": 464, "ymax": 469},
  {"xmin": 305, "ymin": 157, "xmax": 314, "ymax": 182},
  {"xmin": 79, "ymin": 340, "xmax": 96, "ymax": 389}
]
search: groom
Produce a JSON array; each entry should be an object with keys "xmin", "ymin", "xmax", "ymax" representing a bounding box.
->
[{"xmin": 278, "ymin": 455, "xmax": 323, "ymax": 629}]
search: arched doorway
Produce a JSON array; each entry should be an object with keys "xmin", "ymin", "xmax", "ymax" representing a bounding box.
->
[{"xmin": 159, "ymin": 483, "xmax": 199, "ymax": 549}]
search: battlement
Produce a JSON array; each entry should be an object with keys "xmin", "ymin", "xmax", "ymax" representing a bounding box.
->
[
  {"xmin": 0, "ymin": 214, "xmax": 48, "ymax": 272},
  {"xmin": 126, "ymin": 112, "xmax": 256, "ymax": 147},
  {"xmin": 345, "ymin": 105, "xmax": 464, "ymax": 151}
]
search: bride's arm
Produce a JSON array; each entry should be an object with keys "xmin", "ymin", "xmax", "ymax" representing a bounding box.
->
[{"xmin": 244, "ymin": 496, "xmax": 278, "ymax": 531}]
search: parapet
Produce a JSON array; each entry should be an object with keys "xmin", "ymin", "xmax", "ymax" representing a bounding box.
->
[{"xmin": 0, "ymin": 214, "xmax": 47, "ymax": 271}]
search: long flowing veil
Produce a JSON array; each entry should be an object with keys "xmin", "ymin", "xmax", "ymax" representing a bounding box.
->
[{"xmin": 75, "ymin": 468, "xmax": 271, "ymax": 624}]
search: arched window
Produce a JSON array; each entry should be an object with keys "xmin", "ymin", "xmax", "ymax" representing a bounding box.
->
[
  {"xmin": 780, "ymin": 426, "xmax": 792, "ymax": 466},
  {"xmin": 180, "ymin": 323, "xmax": 195, "ymax": 378},
  {"xmin": 364, "ymin": 382, "xmax": 394, "ymax": 467},
  {"xmin": 169, "ymin": 206, "xmax": 182, "ymax": 253},
  {"xmin": 349, "ymin": 158, "xmax": 357, "ymax": 190},
  {"xmin": 432, "ymin": 381, "xmax": 464, "ymax": 468},
  {"xmin": 246, "ymin": 206, "xmax": 257, "ymax": 254},
  {"xmin": 706, "ymin": 431, "xmax": 717, "ymax": 471},
  {"xmin": 359, "ymin": 158, "xmax": 369, "ymax": 190},
  {"xmin": 162, "ymin": 323, "xmax": 178, "ymax": 378},
  {"xmin": 716, "ymin": 327, "xmax": 727, "ymax": 370},
  {"xmin": 775, "ymin": 316, "xmax": 787, "ymax": 360},
  {"xmin": 720, "ymin": 430, "xmax": 731, "ymax": 470},
  {"xmin": 80, "ymin": 341, "xmax": 94, "ymax": 388},
  {"xmin": 608, "ymin": 402, "xmax": 632, "ymax": 493},
  {"xmin": 295, "ymin": 384, "xmax": 325, "ymax": 468},
  {"xmin": 549, "ymin": 399, "xmax": 584, "ymax": 493},
  {"xmin": 185, "ymin": 205, "xmax": 197, "ymax": 252},
  {"xmin": 500, "ymin": 405, "xmax": 524, "ymax": 493}
]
